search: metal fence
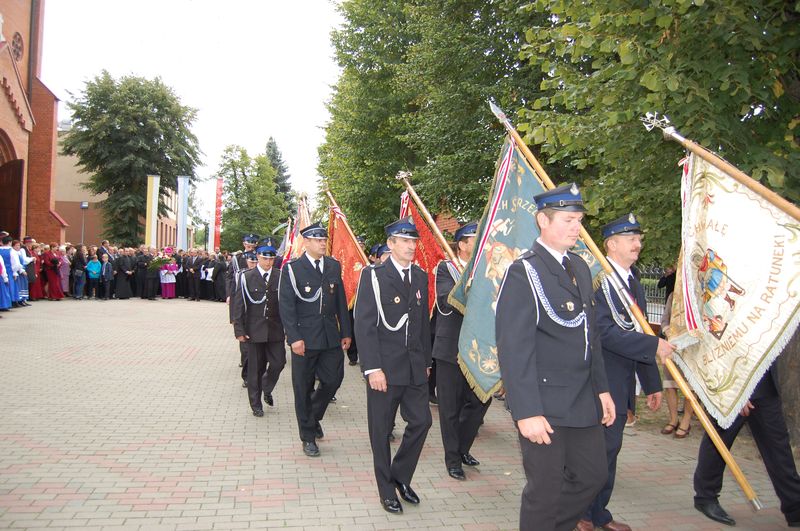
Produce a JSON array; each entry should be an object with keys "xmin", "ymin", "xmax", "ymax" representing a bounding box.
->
[{"xmin": 639, "ymin": 265, "xmax": 668, "ymax": 325}]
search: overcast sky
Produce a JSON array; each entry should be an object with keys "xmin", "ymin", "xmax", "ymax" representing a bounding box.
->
[{"xmin": 41, "ymin": 0, "xmax": 343, "ymax": 220}]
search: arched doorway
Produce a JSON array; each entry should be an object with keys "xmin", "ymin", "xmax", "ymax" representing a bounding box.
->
[{"xmin": 0, "ymin": 128, "xmax": 24, "ymax": 237}]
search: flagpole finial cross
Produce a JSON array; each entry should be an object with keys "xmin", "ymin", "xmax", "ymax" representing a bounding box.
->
[{"xmin": 640, "ymin": 112, "xmax": 686, "ymax": 143}]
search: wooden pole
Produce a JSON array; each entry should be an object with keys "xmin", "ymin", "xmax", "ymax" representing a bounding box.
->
[
  {"xmin": 656, "ymin": 121, "xmax": 800, "ymax": 222},
  {"xmin": 490, "ymin": 102, "xmax": 762, "ymax": 510},
  {"xmin": 324, "ymin": 190, "xmax": 369, "ymax": 265},
  {"xmin": 395, "ymin": 171, "xmax": 462, "ymax": 272}
]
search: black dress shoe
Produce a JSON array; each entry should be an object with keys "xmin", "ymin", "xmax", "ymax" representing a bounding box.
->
[
  {"xmin": 315, "ymin": 424, "xmax": 324, "ymax": 439},
  {"xmin": 303, "ymin": 441, "xmax": 320, "ymax": 457},
  {"xmin": 694, "ymin": 501, "xmax": 735, "ymax": 526},
  {"xmin": 389, "ymin": 432, "xmax": 396, "ymax": 442},
  {"xmin": 329, "ymin": 395, "xmax": 337, "ymax": 403},
  {"xmin": 242, "ymin": 380, "xmax": 248, "ymax": 388},
  {"xmin": 264, "ymin": 394, "xmax": 274, "ymax": 407},
  {"xmin": 461, "ymin": 453, "xmax": 480, "ymax": 466},
  {"xmin": 429, "ymin": 396, "xmax": 438, "ymax": 405},
  {"xmin": 394, "ymin": 481, "xmax": 420, "ymax": 504},
  {"xmin": 252, "ymin": 409, "xmax": 264, "ymax": 417},
  {"xmin": 348, "ymin": 360, "xmax": 358, "ymax": 366},
  {"xmin": 381, "ymin": 498, "xmax": 402, "ymax": 514},
  {"xmin": 448, "ymin": 467, "xmax": 466, "ymax": 480}
]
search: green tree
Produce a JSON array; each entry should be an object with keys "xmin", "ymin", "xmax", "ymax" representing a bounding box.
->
[
  {"xmin": 61, "ymin": 71, "xmax": 201, "ymax": 246},
  {"xmin": 518, "ymin": 0, "xmax": 800, "ymax": 264},
  {"xmin": 218, "ymin": 145, "xmax": 288, "ymax": 251},
  {"xmin": 319, "ymin": 0, "xmax": 551, "ymax": 245},
  {"xmin": 265, "ymin": 137, "xmax": 295, "ymax": 215}
]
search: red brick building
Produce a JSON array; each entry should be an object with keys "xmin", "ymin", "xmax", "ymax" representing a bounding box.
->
[{"xmin": 0, "ymin": 1, "xmax": 67, "ymax": 242}]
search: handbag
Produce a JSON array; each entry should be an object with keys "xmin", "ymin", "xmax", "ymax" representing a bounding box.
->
[{"xmin": 74, "ymin": 269, "xmax": 85, "ymax": 278}]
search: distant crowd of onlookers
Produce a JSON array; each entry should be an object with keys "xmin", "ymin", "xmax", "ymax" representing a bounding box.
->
[{"xmin": 0, "ymin": 232, "xmax": 230, "ymax": 314}]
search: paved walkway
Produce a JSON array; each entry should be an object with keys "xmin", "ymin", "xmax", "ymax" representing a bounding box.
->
[{"xmin": 0, "ymin": 298, "xmax": 792, "ymax": 530}]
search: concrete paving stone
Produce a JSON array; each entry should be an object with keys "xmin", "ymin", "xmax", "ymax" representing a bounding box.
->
[{"xmin": 0, "ymin": 298, "xmax": 793, "ymax": 530}]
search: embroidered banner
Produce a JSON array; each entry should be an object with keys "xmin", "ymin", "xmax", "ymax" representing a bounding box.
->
[
  {"xmin": 404, "ymin": 198, "xmax": 447, "ymax": 314},
  {"xmin": 449, "ymin": 137, "xmax": 600, "ymax": 402},
  {"xmin": 328, "ymin": 204, "xmax": 367, "ymax": 308},
  {"xmin": 669, "ymin": 153, "xmax": 800, "ymax": 428}
]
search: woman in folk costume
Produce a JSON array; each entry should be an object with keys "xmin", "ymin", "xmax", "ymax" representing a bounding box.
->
[
  {"xmin": 12, "ymin": 240, "xmax": 33, "ymax": 305},
  {"xmin": 43, "ymin": 243, "xmax": 65, "ymax": 300},
  {"xmin": 0, "ymin": 236, "xmax": 21, "ymax": 305},
  {"xmin": 28, "ymin": 243, "xmax": 44, "ymax": 301},
  {"xmin": 0, "ymin": 251, "xmax": 11, "ymax": 312}
]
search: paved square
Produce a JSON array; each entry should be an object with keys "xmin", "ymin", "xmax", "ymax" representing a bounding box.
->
[{"xmin": 0, "ymin": 298, "xmax": 790, "ymax": 529}]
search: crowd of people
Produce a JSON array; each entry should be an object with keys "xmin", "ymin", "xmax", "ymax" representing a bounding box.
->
[{"xmin": 0, "ymin": 232, "xmax": 231, "ymax": 313}]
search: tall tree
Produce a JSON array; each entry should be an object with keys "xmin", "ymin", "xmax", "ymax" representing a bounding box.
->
[
  {"xmin": 218, "ymin": 145, "xmax": 288, "ymax": 251},
  {"xmin": 264, "ymin": 137, "xmax": 295, "ymax": 214},
  {"xmin": 518, "ymin": 0, "xmax": 800, "ymax": 264},
  {"xmin": 61, "ymin": 71, "xmax": 201, "ymax": 246}
]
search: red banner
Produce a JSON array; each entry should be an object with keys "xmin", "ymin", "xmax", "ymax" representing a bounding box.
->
[
  {"xmin": 406, "ymin": 200, "xmax": 447, "ymax": 313},
  {"xmin": 213, "ymin": 177, "xmax": 223, "ymax": 250},
  {"xmin": 328, "ymin": 205, "xmax": 368, "ymax": 308}
]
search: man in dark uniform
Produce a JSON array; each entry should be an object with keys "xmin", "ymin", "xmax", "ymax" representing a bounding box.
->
[
  {"xmin": 144, "ymin": 246, "xmax": 160, "ymax": 300},
  {"xmin": 433, "ymin": 221, "xmax": 492, "ymax": 481},
  {"xmin": 354, "ymin": 216, "xmax": 433, "ymax": 514},
  {"xmin": 228, "ymin": 234, "xmax": 259, "ymax": 383},
  {"xmin": 577, "ymin": 214, "xmax": 676, "ymax": 531},
  {"xmin": 134, "ymin": 246, "xmax": 150, "ymax": 298},
  {"xmin": 279, "ymin": 223, "xmax": 351, "ymax": 457},
  {"xmin": 232, "ymin": 238, "xmax": 286, "ymax": 417},
  {"xmin": 496, "ymin": 183, "xmax": 616, "ymax": 531},
  {"xmin": 693, "ymin": 366, "xmax": 800, "ymax": 527}
]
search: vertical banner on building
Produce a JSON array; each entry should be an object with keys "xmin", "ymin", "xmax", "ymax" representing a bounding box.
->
[
  {"xmin": 176, "ymin": 176, "xmax": 190, "ymax": 250},
  {"xmin": 145, "ymin": 174, "xmax": 160, "ymax": 247},
  {"xmin": 213, "ymin": 177, "xmax": 223, "ymax": 250}
]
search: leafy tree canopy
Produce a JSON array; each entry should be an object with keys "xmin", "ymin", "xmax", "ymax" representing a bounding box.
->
[
  {"xmin": 219, "ymin": 145, "xmax": 288, "ymax": 252},
  {"xmin": 61, "ymin": 71, "xmax": 201, "ymax": 246},
  {"xmin": 518, "ymin": 0, "xmax": 800, "ymax": 264}
]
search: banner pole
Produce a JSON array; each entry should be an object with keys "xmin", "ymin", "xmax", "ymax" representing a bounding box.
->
[
  {"xmin": 395, "ymin": 171, "xmax": 462, "ymax": 271},
  {"xmin": 641, "ymin": 113, "xmax": 800, "ymax": 222},
  {"xmin": 324, "ymin": 190, "xmax": 369, "ymax": 264},
  {"xmin": 490, "ymin": 102, "xmax": 762, "ymax": 510}
]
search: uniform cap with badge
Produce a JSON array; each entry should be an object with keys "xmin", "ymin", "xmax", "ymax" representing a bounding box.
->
[
  {"xmin": 243, "ymin": 251, "xmax": 258, "ymax": 262},
  {"xmin": 385, "ymin": 216, "xmax": 419, "ymax": 239},
  {"xmin": 533, "ymin": 183, "xmax": 586, "ymax": 212},
  {"xmin": 454, "ymin": 221, "xmax": 478, "ymax": 242},
  {"xmin": 377, "ymin": 244, "xmax": 391, "ymax": 258},
  {"xmin": 256, "ymin": 236, "xmax": 278, "ymax": 257},
  {"xmin": 299, "ymin": 222, "xmax": 328, "ymax": 240},
  {"xmin": 601, "ymin": 213, "xmax": 642, "ymax": 239},
  {"xmin": 242, "ymin": 233, "xmax": 260, "ymax": 244}
]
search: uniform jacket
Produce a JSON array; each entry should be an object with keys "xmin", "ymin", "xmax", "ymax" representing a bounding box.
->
[
  {"xmin": 496, "ymin": 242, "xmax": 609, "ymax": 427},
  {"xmin": 594, "ymin": 266, "xmax": 662, "ymax": 414},
  {"xmin": 226, "ymin": 253, "xmax": 248, "ymax": 296},
  {"xmin": 232, "ymin": 266, "xmax": 284, "ymax": 343},
  {"xmin": 432, "ymin": 260, "xmax": 462, "ymax": 364},
  {"xmin": 354, "ymin": 261, "xmax": 432, "ymax": 386},
  {"xmin": 278, "ymin": 254, "xmax": 351, "ymax": 350}
]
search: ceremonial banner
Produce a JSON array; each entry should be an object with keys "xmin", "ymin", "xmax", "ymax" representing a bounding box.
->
[
  {"xmin": 328, "ymin": 204, "xmax": 368, "ymax": 307},
  {"xmin": 176, "ymin": 176, "xmax": 190, "ymax": 250},
  {"xmin": 213, "ymin": 177, "xmax": 223, "ymax": 250},
  {"xmin": 449, "ymin": 137, "xmax": 601, "ymax": 401},
  {"xmin": 405, "ymin": 197, "xmax": 447, "ymax": 313},
  {"xmin": 668, "ymin": 153, "xmax": 800, "ymax": 428},
  {"xmin": 399, "ymin": 191, "xmax": 410, "ymax": 218},
  {"xmin": 144, "ymin": 174, "xmax": 160, "ymax": 247},
  {"xmin": 286, "ymin": 196, "xmax": 311, "ymax": 259}
]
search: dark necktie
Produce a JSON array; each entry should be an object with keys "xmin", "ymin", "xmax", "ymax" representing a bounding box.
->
[
  {"xmin": 402, "ymin": 268, "xmax": 411, "ymax": 288},
  {"xmin": 263, "ymin": 272, "xmax": 269, "ymax": 284},
  {"xmin": 562, "ymin": 256, "xmax": 577, "ymax": 286},
  {"xmin": 314, "ymin": 259, "xmax": 322, "ymax": 275}
]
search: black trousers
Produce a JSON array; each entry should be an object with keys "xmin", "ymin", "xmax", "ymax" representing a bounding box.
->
[
  {"xmin": 240, "ymin": 342, "xmax": 248, "ymax": 381},
  {"xmin": 346, "ymin": 309, "xmax": 358, "ymax": 363},
  {"xmin": 518, "ymin": 424, "xmax": 607, "ymax": 531},
  {"xmin": 436, "ymin": 359, "xmax": 491, "ymax": 468},
  {"xmin": 100, "ymin": 280, "xmax": 111, "ymax": 299},
  {"xmin": 291, "ymin": 347, "xmax": 343, "ymax": 442},
  {"xmin": 144, "ymin": 277, "xmax": 159, "ymax": 299},
  {"xmin": 135, "ymin": 270, "xmax": 146, "ymax": 297},
  {"xmin": 245, "ymin": 341, "xmax": 286, "ymax": 411},
  {"xmin": 586, "ymin": 412, "xmax": 626, "ymax": 526},
  {"xmin": 694, "ymin": 393, "xmax": 800, "ymax": 523},
  {"xmin": 187, "ymin": 273, "xmax": 201, "ymax": 300},
  {"xmin": 367, "ymin": 381, "xmax": 432, "ymax": 500}
]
